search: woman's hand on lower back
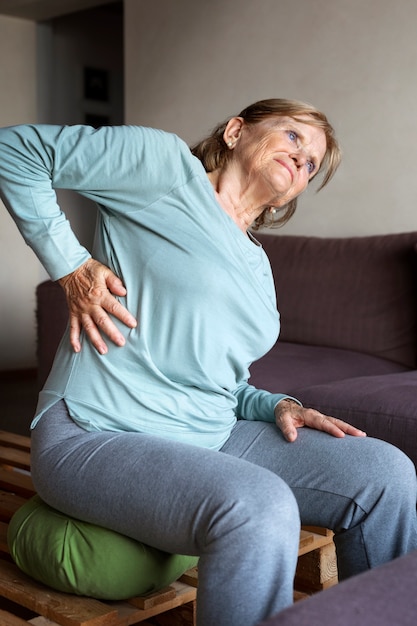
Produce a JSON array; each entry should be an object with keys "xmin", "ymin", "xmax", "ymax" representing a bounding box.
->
[{"xmin": 58, "ymin": 259, "xmax": 137, "ymax": 354}]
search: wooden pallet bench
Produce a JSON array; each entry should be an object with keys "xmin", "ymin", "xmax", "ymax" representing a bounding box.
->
[{"xmin": 0, "ymin": 429, "xmax": 337, "ymax": 625}]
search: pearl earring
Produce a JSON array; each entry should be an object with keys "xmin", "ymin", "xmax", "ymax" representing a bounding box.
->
[{"xmin": 227, "ymin": 141, "xmax": 233, "ymax": 148}]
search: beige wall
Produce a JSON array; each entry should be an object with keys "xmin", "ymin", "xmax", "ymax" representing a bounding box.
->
[
  {"xmin": 125, "ymin": 0, "xmax": 417, "ymax": 237},
  {"xmin": 0, "ymin": 8, "xmax": 122, "ymax": 370},
  {"xmin": 0, "ymin": 15, "xmax": 40, "ymax": 369}
]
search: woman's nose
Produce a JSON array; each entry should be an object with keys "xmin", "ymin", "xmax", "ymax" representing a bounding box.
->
[{"xmin": 291, "ymin": 148, "xmax": 307, "ymax": 169}]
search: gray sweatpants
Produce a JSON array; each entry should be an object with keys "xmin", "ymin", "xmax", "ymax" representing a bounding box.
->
[{"xmin": 31, "ymin": 400, "xmax": 417, "ymax": 626}]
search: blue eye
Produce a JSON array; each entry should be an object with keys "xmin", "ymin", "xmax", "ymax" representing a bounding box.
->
[
  {"xmin": 287, "ymin": 130, "xmax": 297, "ymax": 142},
  {"xmin": 306, "ymin": 161, "xmax": 315, "ymax": 174}
]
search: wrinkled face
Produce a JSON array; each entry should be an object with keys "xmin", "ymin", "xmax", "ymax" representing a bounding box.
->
[{"xmin": 229, "ymin": 115, "xmax": 327, "ymax": 208}]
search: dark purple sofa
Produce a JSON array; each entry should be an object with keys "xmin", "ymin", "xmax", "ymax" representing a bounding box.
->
[
  {"xmin": 257, "ymin": 549, "xmax": 417, "ymax": 626},
  {"xmin": 37, "ymin": 230, "xmax": 417, "ymax": 465},
  {"xmin": 250, "ymin": 231, "xmax": 417, "ymax": 467}
]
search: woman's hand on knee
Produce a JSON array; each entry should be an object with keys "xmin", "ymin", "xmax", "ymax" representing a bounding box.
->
[
  {"xmin": 58, "ymin": 259, "xmax": 137, "ymax": 354},
  {"xmin": 274, "ymin": 399, "xmax": 366, "ymax": 443}
]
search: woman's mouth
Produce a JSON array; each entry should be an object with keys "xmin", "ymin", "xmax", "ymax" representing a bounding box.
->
[{"xmin": 275, "ymin": 159, "xmax": 294, "ymax": 182}]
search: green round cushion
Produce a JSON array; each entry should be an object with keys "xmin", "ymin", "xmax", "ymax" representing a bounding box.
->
[{"xmin": 7, "ymin": 495, "xmax": 198, "ymax": 600}]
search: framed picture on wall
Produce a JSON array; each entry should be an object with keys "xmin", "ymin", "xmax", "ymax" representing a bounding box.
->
[
  {"xmin": 84, "ymin": 67, "xmax": 109, "ymax": 102},
  {"xmin": 85, "ymin": 113, "xmax": 110, "ymax": 128}
]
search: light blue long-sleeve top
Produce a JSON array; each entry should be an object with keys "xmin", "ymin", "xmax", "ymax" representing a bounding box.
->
[{"xmin": 0, "ymin": 124, "xmax": 295, "ymax": 450}]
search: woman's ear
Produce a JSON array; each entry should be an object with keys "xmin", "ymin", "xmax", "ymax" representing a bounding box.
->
[{"xmin": 223, "ymin": 117, "xmax": 244, "ymax": 148}]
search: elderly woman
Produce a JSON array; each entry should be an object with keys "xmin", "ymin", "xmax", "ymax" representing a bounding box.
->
[{"xmin": 1, "ymin": 99, "xmax": 416, "ymax": 626}]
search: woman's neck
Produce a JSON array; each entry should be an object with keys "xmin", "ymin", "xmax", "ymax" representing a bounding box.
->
[{"xmin": 207, "ymin": 170, "xmax": 264, "ymax": 234}]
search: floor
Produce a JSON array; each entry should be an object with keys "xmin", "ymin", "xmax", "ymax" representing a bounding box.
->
[{"xmin": 0, "ymin": 369, "xmax": 39, "ymax": 436}]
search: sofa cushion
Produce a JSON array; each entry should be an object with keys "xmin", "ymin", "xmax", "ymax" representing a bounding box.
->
[
  {"xmin": 7, "ymin": 495, "xmax": 198, "ymax": 600},
  {"xmin": 257, "ymin": 232, "xmax": 417, "ymax": 368},
  {"xmin": 296, "ymin": 370, "xmax": 417, "ymax": 467},
  {"xmin": 257, "ymin": 549, "xmax": 417, "ymax": 626},
  {"xmin": 249, "ymin": 341, "xmax": 408, "ymax": 396}
]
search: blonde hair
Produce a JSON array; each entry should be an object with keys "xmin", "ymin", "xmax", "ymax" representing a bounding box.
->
[{"xmin": 191, "ymin": 98, "xmax": 341, "ymax": 229}]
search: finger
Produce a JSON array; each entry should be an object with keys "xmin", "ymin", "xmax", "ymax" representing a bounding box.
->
[
  {"xmin": 330, "ymin": 418, "xmax": 366, "ymax": 438},
  {"xmin": 315, "ymin": 416, "xmax": 346, "ymax": 438},
  {"xmin": 68, "ymin": 315, "xmax": 82, "ymax": 353},
  {"xmin": 81, "ymin": 313, "xmax": 110, "ymax": 355},
  {"xmin": 105, "ymin": 272, "xmax": 128, "ymax": 297},
  {"xmin": 100, "ymin": 292, "xmax": 137, "ymax": 329},
  {"xmin": 276, "ymin": 413, "xmax": 299, "ymax": 443},
  {"xmin": 67, "ymin": 297, "xmax": 113, "ymax": 355},
  {"xmin": 88, "ymin": 307, "xmax": 127, "ymax": 348},
  {"xmin": 308, "ymin": 413, "xmax": 365, "ymax": 439}
]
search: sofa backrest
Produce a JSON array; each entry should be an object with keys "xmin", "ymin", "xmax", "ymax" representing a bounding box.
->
[
  {"xmin": 257, "ymin": 231, "xmax": 417, "ymax": 368},
  {"xmin": 36, "ymin": 280, "xmax": 68, "ymax": 389}
]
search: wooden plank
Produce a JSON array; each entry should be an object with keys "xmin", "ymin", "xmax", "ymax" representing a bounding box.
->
[
  {"xmin": 178, "ymin": 568, "xmax": 198, "ymax": 588},
  {"xmin": 0, "ymin": 561, "xmax": 120, "ymax": 626},
  {"xmin": 295, "ymin": 541, "xmax": 338, "ymax": 592},
  {"xmin": 0, "ymin": 559, "xmax": 198, "ymax": 626},
  {"xmin": 141, "ymin": 601, "xmax": 196, "ymax": 626},
  {"xmin": 0, "ymin": 520, "xmax": 10, "ymax": 553},
  {"xmin": 298, "ymin": 530, "xmax": 314, "ymax": 552},
  {"xmin": 0, "ymin": 447, "xmax": 31, "ymax": 473},
  {"xmin": 0, "ymin": 491, "xmax": 28, "ymax": 524},
  {"xmin": 293, "ymin": 590, "xmax": 309, "ymax": 602},
  {"xmin": 113, "ymin": 581, "xmax": 197, "ymax": 624},
  {"xmin": 0, "ymin": 608, "xmax": 32, "ymax": 625},
  {"xmin": 0, "ymin": 468, "xmax": 35, "ymax": 499},
  {"xmin": 302, "ymin": 525, "xmax": 333, "ymax": 537},
  {"xmin": 0, "ymin": 432, "xmax": 31, "ymax": 453},
  {"xmin": 297, "ymin": 529, "xmax": 334, "ymax": 557},
  {"xmin": 128, "ymin": 587, "xmax": 177, "ymax": 610}
]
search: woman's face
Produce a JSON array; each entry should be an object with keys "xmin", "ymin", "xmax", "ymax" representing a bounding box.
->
[{"xmin": 226, "ymin": 115, "xmax": 327, "ymax": 209}]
